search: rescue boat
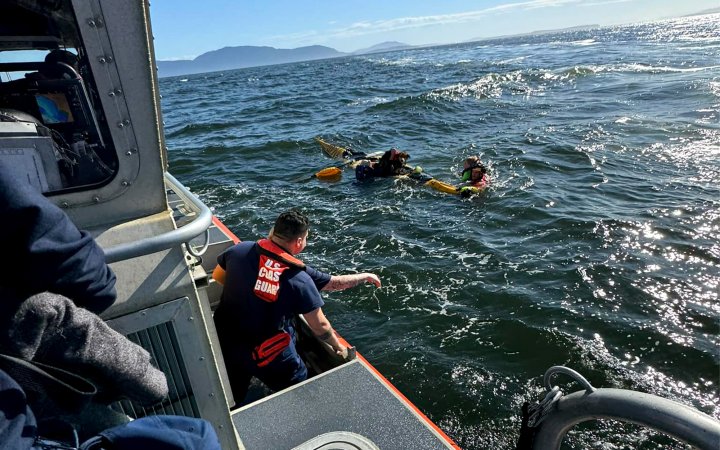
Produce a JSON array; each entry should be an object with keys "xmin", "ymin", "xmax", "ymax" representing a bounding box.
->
[{"xmin": 0, "ymin": 1, "xmax": 460, "ymax": 448}]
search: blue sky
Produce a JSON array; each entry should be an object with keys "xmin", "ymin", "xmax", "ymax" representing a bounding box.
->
[{"xmin": 150, "ymin": 0, "xmax": 718, "ymax": 60}]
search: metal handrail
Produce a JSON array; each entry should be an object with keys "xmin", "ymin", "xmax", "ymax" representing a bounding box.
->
[{"xmin": 104, "ymin": 172, "xmax": 212, "ymax": 264}]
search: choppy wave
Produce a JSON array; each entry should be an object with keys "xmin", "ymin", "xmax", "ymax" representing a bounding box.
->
[
  {"xmin": 423, "ymin": 68, "xmax": 591, "ymax": 102},
  {"xmin": 159, "ymin": 14, "xmax": 720, "ymax": 449},
  {"xmin": 364, "ymin": 56, "xmax": 417, "ymax": 67}
]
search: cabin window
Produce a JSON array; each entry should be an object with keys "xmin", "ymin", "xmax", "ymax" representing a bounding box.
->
[{"xmin": 0, "ymin": 48, "xmax": 119, "ymax": 194}]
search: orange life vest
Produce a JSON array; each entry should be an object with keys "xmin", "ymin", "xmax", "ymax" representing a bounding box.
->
[
  {"xmin": 252, "ymin": 238, "xmax": 305, "ymax": 303},
  {"xmin": 251, "ymin": 239, "xmax": 306, "ymax": 366}
]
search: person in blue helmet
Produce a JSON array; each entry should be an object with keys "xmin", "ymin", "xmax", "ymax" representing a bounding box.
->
[
  {"xmin": 212, "ymin": 210, "xmax": 381, "ymax": 405},
  {"xmin": 355, "ymin": 161, "xmax": 375, "ymax": 181}
]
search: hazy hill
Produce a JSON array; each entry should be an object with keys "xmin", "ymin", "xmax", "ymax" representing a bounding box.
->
[
  {"xmin": 684, "ymin": 7, "xmax": 720, "ymax": 16},
  {"xmin": 352, "ymin": 41, "xmax": 414, "ymax": 54},
  {"xmin": 157, "ymin": 45, "xmax": 346, "ymax": 77}
]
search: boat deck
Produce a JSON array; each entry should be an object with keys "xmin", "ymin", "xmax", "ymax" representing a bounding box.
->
[{"xmin": 231, "ymin": 359, "xmax": 455, "ymax": 450}]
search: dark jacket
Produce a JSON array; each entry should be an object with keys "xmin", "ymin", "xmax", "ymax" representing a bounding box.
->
[
  {"xmin": 0, "ymin": 162, "xmax": 116, "ymax": 314},
  {"xmin": 0, "ymin": 292, "xmax": 168, "ymax": 410},
  {"xmin": 0, "ymin": 368, "xmax": 36, "ymax": 450},
  {"xmin": 372, "ymin": 149, "xmax": 408, "ymax": 177},
  {"xmin": 0, "ymin": 367, "xmax": 216, "ymax": 450}
]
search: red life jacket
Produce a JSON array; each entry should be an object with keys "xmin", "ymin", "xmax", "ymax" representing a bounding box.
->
[
  {"xmin": 253, "ymin": 239, "xmax": 305, "ymax": 303},
  {"xmin": 471, "ymin": 173, "xmax": 489, "ymax": 188}
]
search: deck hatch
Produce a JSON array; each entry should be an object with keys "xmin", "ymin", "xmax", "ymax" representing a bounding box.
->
[{"xmin": 103, "ymin": 279, "xmax": 237, "ymax": 449}]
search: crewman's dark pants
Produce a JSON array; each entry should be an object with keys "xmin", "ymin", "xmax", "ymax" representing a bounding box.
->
[{"xmin": 223, "ymin": 340, "xmax": 307, "ymax": 407}]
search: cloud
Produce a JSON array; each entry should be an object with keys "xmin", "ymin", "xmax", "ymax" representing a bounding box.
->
[
  {"xmin": 265, "ymin": 0, "xmax": 631, "ymax": 46},
  {"xmin": 580, "ymin": 0, "xmax": 632, "ymax": 6},
  {"xmin": 162, "ymin": 55, "xmax": 198, "ymax": 61}
]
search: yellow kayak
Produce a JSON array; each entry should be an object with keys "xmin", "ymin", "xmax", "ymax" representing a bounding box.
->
[{"xmin": 316, "ymin": 137, "xmax": 350, "ymax": 159}]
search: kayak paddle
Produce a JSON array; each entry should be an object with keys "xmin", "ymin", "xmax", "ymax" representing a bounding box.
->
[{"xmin": 309, "ymin": 160, "xmax": 353, "ymax": 182}]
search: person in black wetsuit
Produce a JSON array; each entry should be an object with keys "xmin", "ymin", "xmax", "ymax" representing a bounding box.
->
[
  {"xmin": 356, "ymin": 148, "xmax": 412, "ymax": 180},
  {"xmin": 372, "ymin": 148, "xmax": 410, "ymax": 177}
]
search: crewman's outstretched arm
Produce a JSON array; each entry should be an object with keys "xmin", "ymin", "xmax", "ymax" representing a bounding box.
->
[{"xmin": 321, "ymin": 273, "xmax": 381, "ymax": 291}]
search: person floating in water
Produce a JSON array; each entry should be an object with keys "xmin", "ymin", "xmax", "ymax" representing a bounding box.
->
[
  {"xmin": 457, "ymin": 156, "xmax": 490, "ymax": 197},
  {"xmin": 356, "ymin": 148, "xmax": 412, "ymax": 181}
]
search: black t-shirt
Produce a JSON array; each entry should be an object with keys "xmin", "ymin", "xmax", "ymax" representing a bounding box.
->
[{"xmin": 213, "ymin": 241, "xmax": 330, "ymax": 345}]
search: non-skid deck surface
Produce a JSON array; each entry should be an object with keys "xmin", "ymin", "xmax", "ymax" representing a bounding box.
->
[{"xmin": 232, "ymin": 359, "xmax": 454, "ymax": 450}]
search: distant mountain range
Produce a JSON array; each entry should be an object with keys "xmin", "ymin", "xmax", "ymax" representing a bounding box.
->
[
  {"xmin": 352, "ymin": 41, "xmax": 414, "ymax": 55},
  {"xmin": 156, "ymin": 41, "xmax": 415, "ymax": 78},
  {"xmin": 157, "ymin": 8, "xmax": 720, "ymax": 78}
]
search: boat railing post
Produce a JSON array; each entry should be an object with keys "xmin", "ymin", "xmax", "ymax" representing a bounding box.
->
[{"xmin": 532, "ymin": 387, "xmax": 720, "ymax": 450}]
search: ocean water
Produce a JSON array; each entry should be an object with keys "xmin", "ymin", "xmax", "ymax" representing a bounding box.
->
[{"xmin": 160, "ymin": 15, "xmax": 720, "ymax": 449}]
